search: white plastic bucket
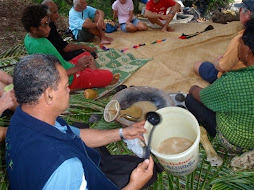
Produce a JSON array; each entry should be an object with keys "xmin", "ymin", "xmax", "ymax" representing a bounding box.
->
[{"xmin": 144, "ymin": 107, "xmax": 200, "ymax": 176}]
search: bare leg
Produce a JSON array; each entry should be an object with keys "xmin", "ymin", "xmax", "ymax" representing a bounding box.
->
[
  {"xmin": 85, "ymin": 19, "xmax": 111, "ymax": 45},
  {"xmin": 125, "ymin": 23, "xmax": 138, "ymax": 33},
  {"xmin": 136, "ymin": 21, "xmax": 147, "ymax": 31},
  {"xmin": 93, "ymin": 15, "xmax": 113, "ymax": 43},
  {"xmin": 193, "ymin": 62, "xmax": 203, "ymax": 75}
]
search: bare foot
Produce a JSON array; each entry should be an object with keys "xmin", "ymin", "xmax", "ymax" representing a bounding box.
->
[
  {"xmin": 101, "ymin": 39, "xmax": 111, "ymax": 45},
  {"xmin": 167, "ymin": 27, "xmax": 175, "ymax": 32},
  {"xmin": 105, "ymin": 36, "xmax": 113, "ymax": 42},
  {"xmin": 161, "ymin": 27, "xmax": 168, "ymax": 32},
  {"xmin": 110, "ymin": 73, "xmax": 120, "ymax": 85}
]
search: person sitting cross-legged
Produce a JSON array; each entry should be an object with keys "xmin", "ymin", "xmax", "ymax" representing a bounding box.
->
[
  {"xmin": 144, "ymin": 0, "xmax": 180, "ymax": 32},
  {"xmin": 69, "ymin": 0, "xmax": 113, "ymax": 44},
  {"xmin": 42, "ymin": 0, "xmax": 98, "ymax": 61},
  {"xmin": 112, "ymin": 0, "xmax": 147, "ymax": 33},
  {"xmin": 193, "ymin": 0, "xmax": 254, "ymax": 83},
  {"xmin": 22, "ymin": 5, "xmax": 118, "ymax": 90},
  {"xmin": 185, "ymin": 18, "xmax": 254, "ymax": 153}
]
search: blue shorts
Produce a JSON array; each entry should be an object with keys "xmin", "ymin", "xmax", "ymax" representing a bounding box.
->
[
  {"xmin": 199, "ymin": 61, "xmax": 218, "ymax": 83},
  {"xmin": 120, "ymin": 18, "xmax": 140, "ymax": 32},
  {"xmin": 139, "ymin": 0, "xmax": 148, "ymax": 3}
]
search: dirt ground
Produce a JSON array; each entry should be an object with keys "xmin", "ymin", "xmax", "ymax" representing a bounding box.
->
[
  {"xmin": 0, "ymin": 0, "xmax": 33, "ymax": 54},
  {"xmin": 0, "ymin": 0, "xmax": 68, "ymax": 55}
]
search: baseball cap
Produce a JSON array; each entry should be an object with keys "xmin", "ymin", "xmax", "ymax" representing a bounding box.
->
[{"xmin": 235, "ymin": 0, "xmax": 254, "ymax": 12}]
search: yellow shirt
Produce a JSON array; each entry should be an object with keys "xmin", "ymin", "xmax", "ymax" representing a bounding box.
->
[{"xmin": 217, "ymin": 30, "xmax": 246, "ymax": 78}]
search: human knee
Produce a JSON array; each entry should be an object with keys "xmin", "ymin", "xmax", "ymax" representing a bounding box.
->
[
  {"xmin": 84, "ymin": 18, "xmax": 92, "ymax": 25},
  {"xmin": 193, "ymin": 62, "xmax": 203, "ymax": 75},
  {"xmin": 126, "ymin": 24, "xmax": 138, "ymax": 32},
  {"xmin": 137, "ymin": 22, "xmax": 147, "ymax": 31}
]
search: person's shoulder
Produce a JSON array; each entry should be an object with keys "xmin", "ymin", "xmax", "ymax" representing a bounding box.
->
[
  {"xmin": 112, "ymin": 0, "xmax": 118, "ymax": 7},
  {"xmin": 146, "ymin": 0, "xmax": 152, "ymax": 5},
  {"xmin": 86, "ymin": 6, "xmax": 97, "ymax": 14},
  {"xmin": 69, "ymin": 7, "xmax": 74, "ymax": 13},
  {"xmin": 24, "ymin": 35, "xmax": 43, "ymax": 46},
  {"xmin": 127, "ymin": 0, "xmax": 134, "ymax": 5},
  {"xmin": 86, "ymin": 6, "xmax": 95, "ymax": 10},
  {"xmin": 69, "ymin": 7, "xmax": 78, "ymax": 16},
  {"xmin": 112, "ymin": 0, "xmax": 120, "ymax": 9}
]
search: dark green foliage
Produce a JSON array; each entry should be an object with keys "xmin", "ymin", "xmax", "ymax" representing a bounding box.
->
[
  {"xmin": 32, "ymin": 0, "xmax": 72, "ymax": 16},
  {"xmin": 207, "ymin": 0, "xmax": 235, "ymax": 11},
  {"xmin": 208, "ymin": 0, "xmax": 234, "ymax": 8},
  {"xmin": 87, "ymin": 0, "xmax": 113, "ymax": 19},
  {"xmin": 32, "ymin": 0, "xmax": 141, "ymax": 19}
]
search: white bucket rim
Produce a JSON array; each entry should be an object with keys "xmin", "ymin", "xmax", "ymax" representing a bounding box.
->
[{"xmin": 144, "ymin": 106, "xmax": 200, "ymax": 159}]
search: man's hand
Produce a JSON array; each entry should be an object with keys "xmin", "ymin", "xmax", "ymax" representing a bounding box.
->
[
  {"xmin": 123, "ymin": 156, "xmax": 154, "ymax": 190},
  {"xmin": 123, "ymin": 121, "xmax": 146, "ymax": 141},
  {"xmin": 75, "ymin": 55, "xmax": 94, "ymax": 71}
]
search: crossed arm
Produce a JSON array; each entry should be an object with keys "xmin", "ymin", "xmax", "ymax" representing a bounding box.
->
[
  {"xmin": 82, "ymin": 9, "xmax": 105, "ymax": 29},
  {"xmin": 144, "ymin": 3, "xmax": 180, "ymax": 20}
]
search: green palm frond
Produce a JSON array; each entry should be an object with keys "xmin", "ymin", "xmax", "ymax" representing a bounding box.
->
[
  {"xmin": 0, "ymin": 43, "xmax": 26, "ymax": 59},
  {"xmin": 0, "ymin": 43, "xmax": 27, "ymax": 76}
]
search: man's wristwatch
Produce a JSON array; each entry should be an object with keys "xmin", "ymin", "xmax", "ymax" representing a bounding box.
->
[
  {"xmin": 169, "ymin": 10, "xmax": 175, "ymax": 15},
  {"xmin": 119, "ymin": 128, "xmax": 124, "ymax": 140}
]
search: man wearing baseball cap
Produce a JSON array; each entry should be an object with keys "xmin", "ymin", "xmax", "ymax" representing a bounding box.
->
[
  {"xmin": 235, "ymin": 0, "xmax": 254, "ymax": 12},
  {"xmin": 193, "ymin": 0, "xmax": 254, "ymax": 83}
]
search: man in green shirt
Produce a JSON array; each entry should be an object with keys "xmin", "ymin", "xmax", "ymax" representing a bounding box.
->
[
  {"xmin": 21, "ymin": 5, "xmax": 116, "ymax": 90},
  {"xmin": 185, "ymin": 18, "xmax": 254, "ymax": 152}
]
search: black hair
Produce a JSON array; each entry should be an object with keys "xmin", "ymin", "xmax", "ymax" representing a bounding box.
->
[
  {"xmin": 242, "ymin": 18, "xmax": 254, "ymax": 54},
  {"xmin": 21, "ymin": 5, "xmax": 48, "ymax": 32},
  {"xmin": 13, "ymin": 54, "xmax": 61, "ymax": 105}
]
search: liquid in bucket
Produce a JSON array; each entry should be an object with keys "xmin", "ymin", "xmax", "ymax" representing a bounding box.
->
[{"xmin": 158, "ymin": 137, "xmax": 193, "ymax": 155}]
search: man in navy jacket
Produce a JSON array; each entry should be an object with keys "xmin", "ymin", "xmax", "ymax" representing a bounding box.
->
[{"xmin": 6, "ymin": 54, "xmax": 154, "ymax": 190}]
